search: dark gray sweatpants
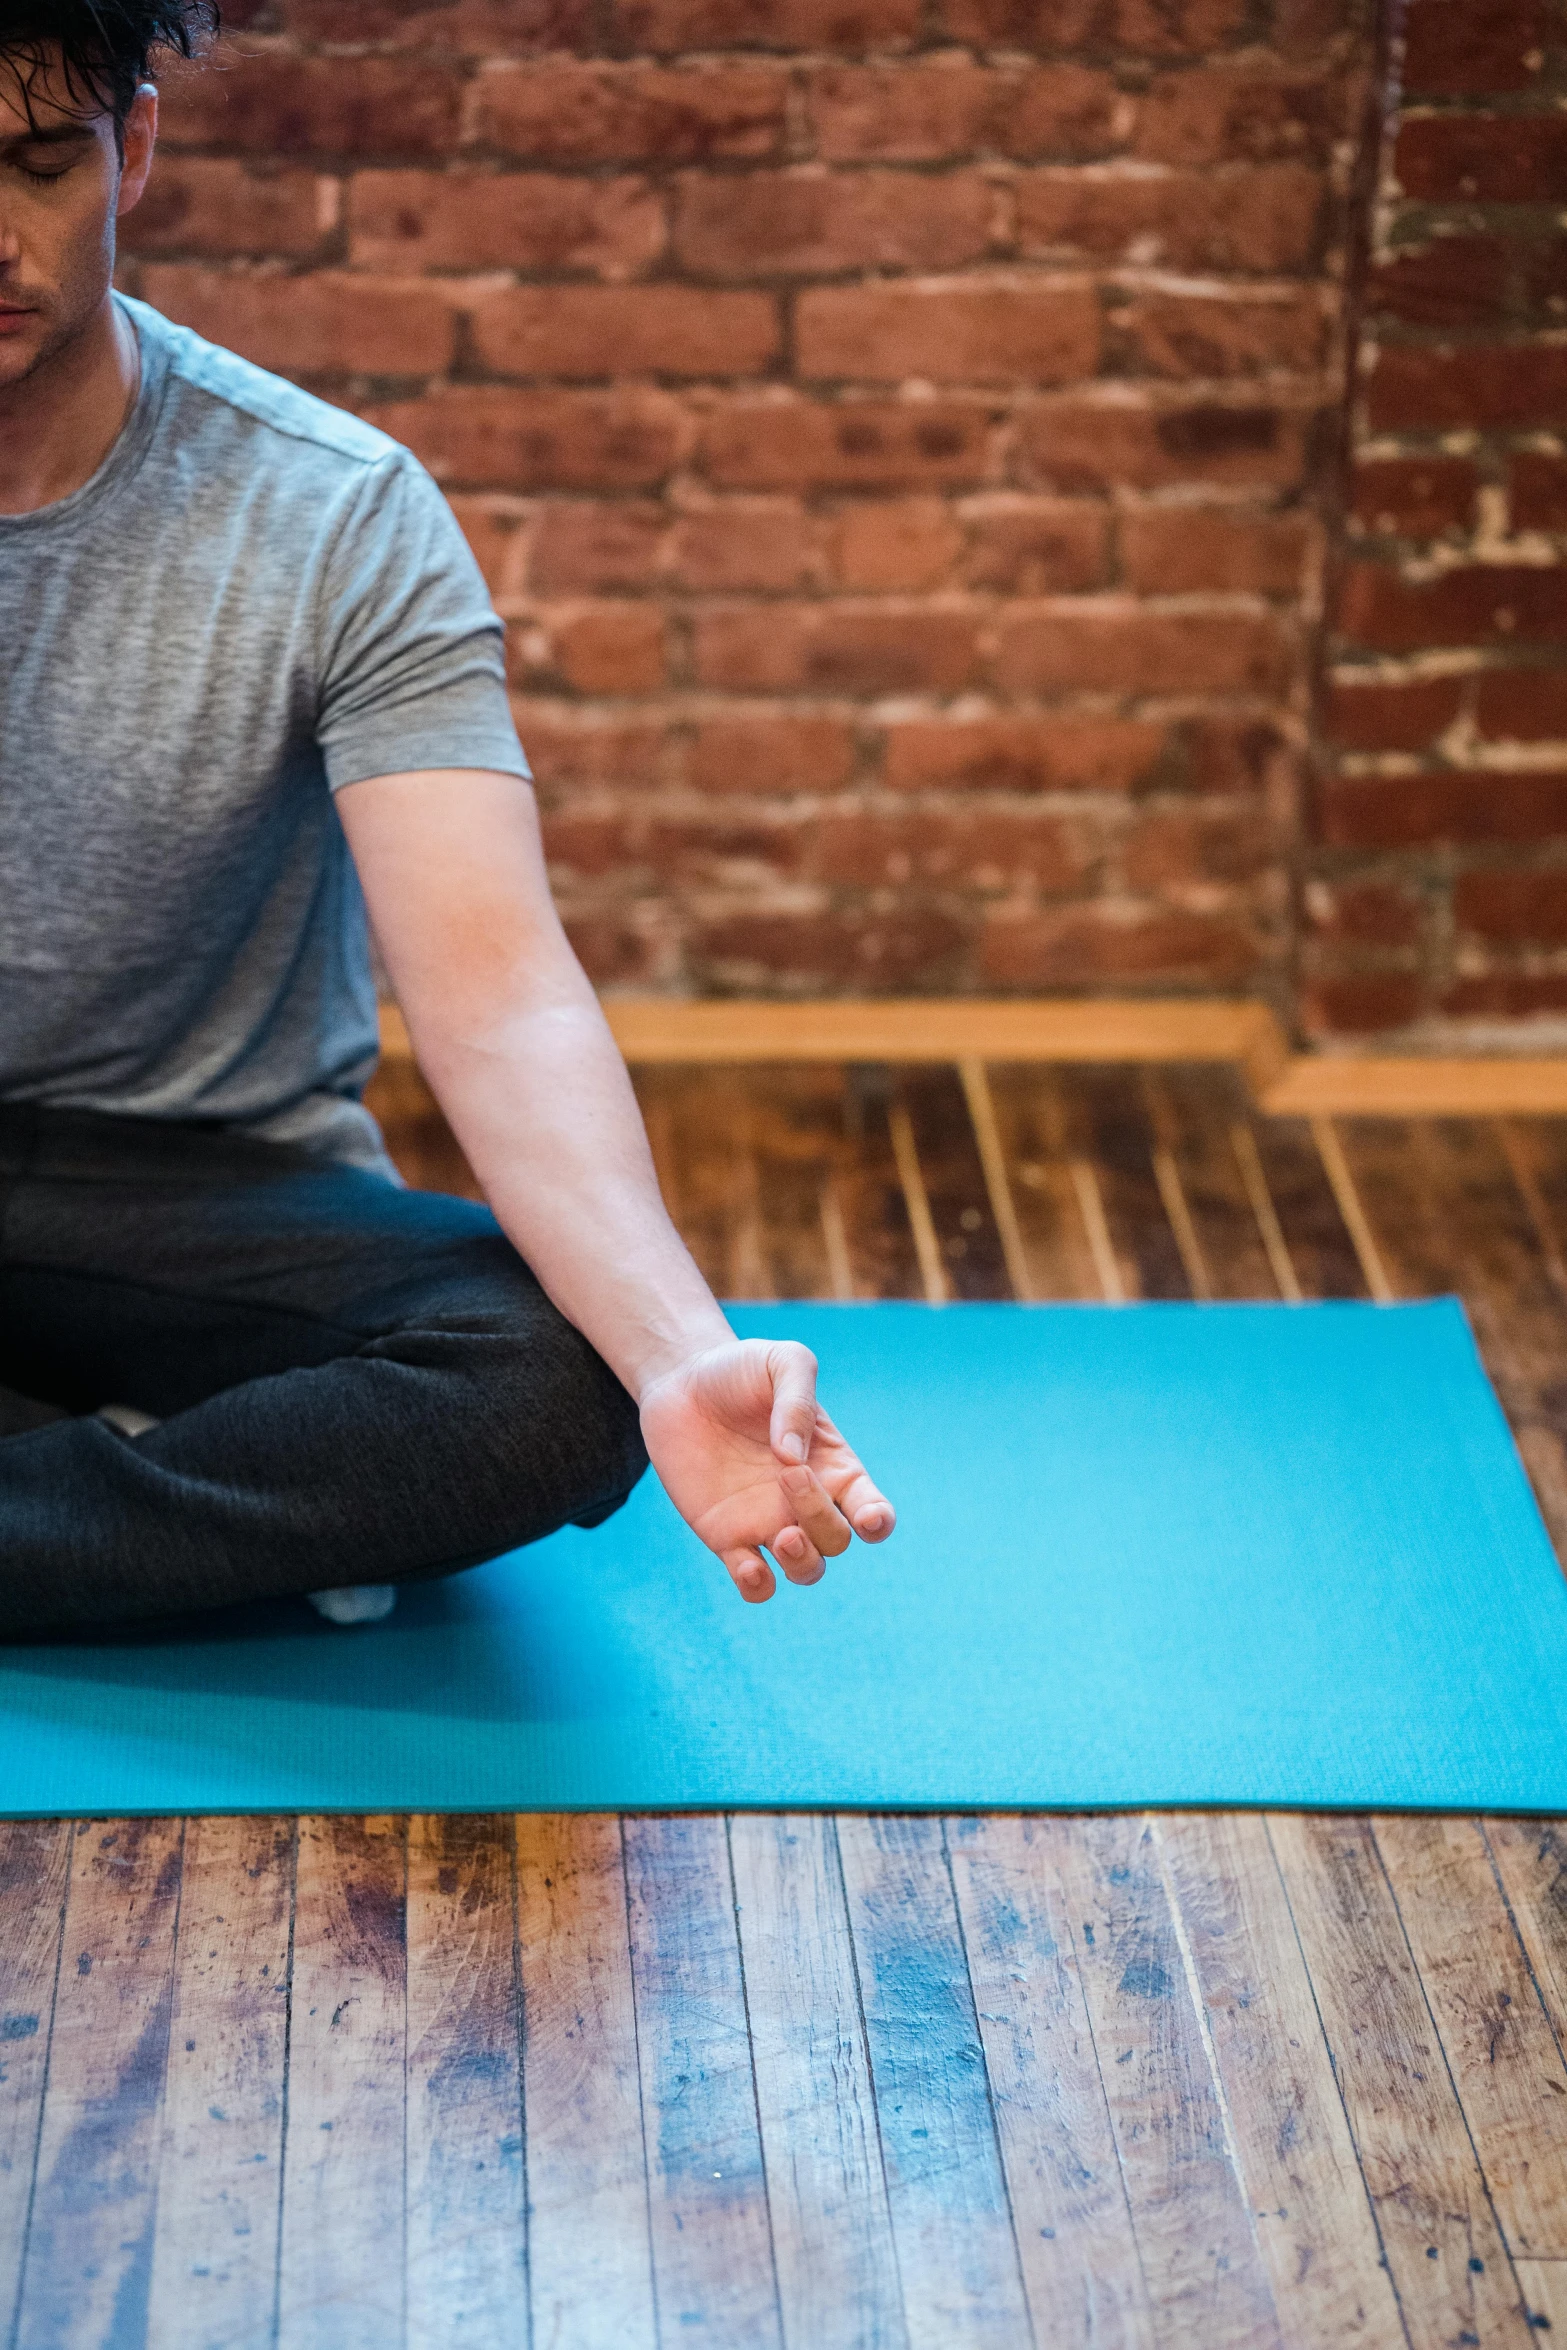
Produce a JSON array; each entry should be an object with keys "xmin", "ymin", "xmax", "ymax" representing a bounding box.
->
[{"xmin": 0, "ymin": 1104, "xmax": 648, "ymax": 1638}]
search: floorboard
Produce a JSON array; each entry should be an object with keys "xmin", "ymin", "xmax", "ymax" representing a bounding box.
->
[{"xmin": 8, "ymin": 1058, "xmax": 1567, "ymax": 2345}]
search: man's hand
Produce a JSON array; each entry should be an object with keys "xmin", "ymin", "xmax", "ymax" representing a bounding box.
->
[{"xmin": 639, "ymin": 1339, "xmax": 895, "ymax": 1604}]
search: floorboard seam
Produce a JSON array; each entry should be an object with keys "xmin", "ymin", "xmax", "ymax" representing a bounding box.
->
[
  {"xmin": 723, "ymin": 1814, "xmax": 787, "ymax": 2348},
  {"xmin": 619, "ymin": 1815, "xmax": 664, "ymax": 2350},
  {"xmin": 4, "ymin": 1820, "xmax": 75, "ymax": 2350},
  {"xmin": 269, "ymin": 1817, "xmax": 300, "ymax": 2350}
]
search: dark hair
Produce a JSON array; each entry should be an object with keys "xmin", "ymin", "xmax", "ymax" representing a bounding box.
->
[{"xmin": 0, "ymin": 2, "xmax": 220, "ymax": 128}]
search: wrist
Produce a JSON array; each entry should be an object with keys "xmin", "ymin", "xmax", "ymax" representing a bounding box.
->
[{"xmin": 630, "ymin": 1311, "xmax": 735, "ymax": 1407}]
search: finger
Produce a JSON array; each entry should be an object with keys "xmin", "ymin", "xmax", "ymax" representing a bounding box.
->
[
  {"xmin": 780, "ymin": 1464, "xmax": 853, "ymax": 1558},
  {"xmin": 770, "ymin": 1522, "xmax": 827, "ymax": 1586},
  {"xmin": 836, "ymin": 1467, "xmax": 896, "ymax": 1543},
  {"xmin": 767, "ymin": 1342, "xmax": 819, "ymax": 1466},
  {"xmin": 723, "ymin": 1546, "xmax": 776, "ymax": 1605}
]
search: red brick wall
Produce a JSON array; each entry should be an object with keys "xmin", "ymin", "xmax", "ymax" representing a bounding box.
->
[
  {"xmin": 123, "ymin": 1, "xmax": 1375, "ymax": 1013},
  {"xmin": 1310, "ymin": 0, "xmax": 1567, "ymax": 1041}
]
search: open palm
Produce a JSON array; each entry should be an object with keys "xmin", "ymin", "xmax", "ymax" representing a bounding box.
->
[{"xmin": 639, "ymin": 1338, "xmax": 895, "ymax": 1603}]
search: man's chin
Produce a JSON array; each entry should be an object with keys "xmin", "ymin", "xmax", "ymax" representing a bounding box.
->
[{"xmin": 0, "ymin": 321, "xmax": 56, "ymax": 388}]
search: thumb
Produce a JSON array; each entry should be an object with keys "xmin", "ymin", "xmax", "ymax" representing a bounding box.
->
[{"xmin": 767, "ymin": 1341, "xmax": 819, "ymax": 1466}]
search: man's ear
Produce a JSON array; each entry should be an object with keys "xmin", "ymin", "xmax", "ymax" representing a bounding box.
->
[{"xmin": 116, "ymin": 84, "xmax": 158, "ymax": 216}]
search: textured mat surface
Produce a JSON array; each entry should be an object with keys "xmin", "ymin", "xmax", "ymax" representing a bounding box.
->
[{"xmin": 4, "ymin": 1299, "xmax": 1565, "ymax": 1815}]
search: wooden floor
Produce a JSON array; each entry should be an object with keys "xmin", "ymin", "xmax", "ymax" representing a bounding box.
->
[{"xmin": 5, "ymin": 1058, "xmax": 1567, "ymax": 2348}]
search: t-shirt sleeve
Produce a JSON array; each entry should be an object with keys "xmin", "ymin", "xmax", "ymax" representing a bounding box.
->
[{"xmin": 313, "ymin": 449, "xmax": 530, "ymax": 792}]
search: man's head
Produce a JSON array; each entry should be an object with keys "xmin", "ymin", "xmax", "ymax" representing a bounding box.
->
[{"xmin": 0, "ymin": 4, "xmax": 218, "ymax": 391}]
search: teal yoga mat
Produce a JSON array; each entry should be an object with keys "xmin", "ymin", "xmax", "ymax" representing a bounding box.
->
[{"xmin": 4, "ymin": 1299, "xmax": 1566, "ymax": 1816}]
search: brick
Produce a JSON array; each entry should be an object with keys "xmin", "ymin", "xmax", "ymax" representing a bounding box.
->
[
  {"xmin": 670, "ymin": 505, "xmax": 816, "ymax": 591},
  {"xmin": 283, "ymin": 0, "xmax": 595, "ymax": 43},
  {"xmin": 1121, "ymin": 806, "xmax": 1274, "ymax": 886},
  {"xmin": 562, "ymin": 913, "xmax": 664, "ymax": 985},
  {"xmin": 961, "ymin": 496, "xmax": 1110, "ymax": 591},
  {"xmin": 529, "ymin": 503, "xmax": 665, "ymax": 591},
  {"xmin": 1455, "ymin": 867, "xmax": 1567, "ymax": 941},
  {"xmin": 702, "ymin": 396, "xmax": 993, "ymax": 489},
  {"xmin": 1305, "ymin": 877, "xmax": 1426, "ymax": 945},
  {"xmin": 828, "ymin": 499, "xmax": 965, "ymax": 589},
  {"xmin": 1016, "ymin": 164, "xmax": 1326, "ymax": 273},
  {"xmin": 882, "ymin": 715, "xmax": 1166, "ymax": 792},
  {"xmin": 450, "ymin": 495, "xmax": 531, "ymax": 594},
  {"xmin": 981, "ymin": 903, "xmax": 1263, "ymax": 986},
  {"xmin": 1350, "ymin": 456, "xmax": 1476, "ymax": 537},
  {"xmin": 1132, "ymin": 66, "xmax": 1345, "ymax": 167},
  {"xmin": 1117, "ymin": 288, "xmax": 1326, "ymax": 379},
  {"xmin": 1321, "ymin": 769, "xmax": 1567, "ymax": 846},
  {"xmin": 541, "ymin": 812, "xmax": 641, "ymax": 880},
  {"xmin": 513, "ymin": 709, "xmax": 669, "ymax": 787},
  {"xmin": 1111, "ymin": 0, "xmax": 1251, "ymax": 52},
  {"xmin": 1403, "ymin": 0, "xmax": 1551, "ymax": 96},
  {"xmin": 796, "ymin": 279, "xmax": 1101, "ymax": 386},
  {"xmin": 644, "ymin": 813, "xmax": 810, "ymax": 884},
  {"xmin": 510, "ymin": 602, "xmax": 667, "ymax": 692},
  {"xmin": 1323, "ymin": 674, "xmax": 1463, "ymax": 750},
  {"xmin": 469, "ymin": 284, "xmax": 779, "ymax": 379},
  {"xmin": 809, "ymin": 61, "xmax": 1000, "ymax": 160},
  {"xmin": 689, "ymin": 715, "xmax": 858, "ymax": 794},
  {"xmin": 1337, "ymin": 562, "xmax": 1567, "ymax": 652},
  {"xmin": 992, "ymin": 601, "xmax": 1294, "ymax": 697},
  {"xmin": 1367, "ymin": 344, "xmax": 1567, "ymax": 433},
  {"xmin": 692, "ymin": 601, "xmax": 981, "ymax": 693},
  {"xmin": 1366, "ymin": 236, "xmax": 1511, "ymax": 331},
  {"xmin": 1000, "ymin": 65, "xmax": 1124, "ymax": 158},
  {"xmin": 1475, "ymin": 668, "xmax": 1567, "ymax": 741},
  {"xmin": 363, "ymin": 385, "xmax": 689, "ymax": 487},
  {"xmin": 140, "ymin": 265, "xmax": 455, "ymax": 375},
  {"xmin": 937, "ymin": 0, "xmax": 1108, "ymax": 38},
  {"xmin": 1302, "ymin": 973, "xmax": 1424, "ymax": 1033},
  {"xmin": 1442, "ymin": 972, "xmax": 1567, "ymax": 1017},
  {"xmin": 811, "ymin": 807, "xmax": 1087, "ymax": 890},
  {"xmin": 474, "ymin": 63, "xmax": 787, "ymax": 164},
  {"xmin": 347, "ymin": 171, "xmax": 665, "ymax": 276},
  {"xmin": 1512, "ymin": 453, "xmax": 1567, "ymax": 532},
  {"xmin": 159, "ymin": 54, "xmax": 463, "ymax": 157},
  {"xmin": 1119, "ymin": 507, "xmax": 1310, "ymax": 595},
  {"xmin": 1165, "ymin": 715, "xmax": 1290, "ymax": 794},
  {"xmin": 690, "ymin": 908, "xmax": 971, "ymax": 990},
  {"xmin": 1395, "ymin": 113, "xmax": 1567, "ymax": 205},
  {"xmin": 610, "ymin": 0, "xmax": 922, "ymax": 49},
  {"xmin": 1014, "ymin": 393, "xmax": 1313, "ymax": 492},
  {"xmin": 674, "ymin": 169, "xmax": 995, "ymax": 277},
  {"xmin": 1272, "ymin": 0, "xmax": 1363, "ymax": 56},
  {"xmin": 124, "ymin": 158, "xmax": 326, "ymax": 258}
]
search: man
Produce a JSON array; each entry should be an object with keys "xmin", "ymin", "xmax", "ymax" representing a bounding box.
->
[{"xmin": 0, "ymin": 1, "xmax": 894, "ymax": 1634}]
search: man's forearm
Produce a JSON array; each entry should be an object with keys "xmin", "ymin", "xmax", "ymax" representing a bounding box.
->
[{"xmin": 410, "ymin": 986, "xmax": 732, "ymax": 1402}]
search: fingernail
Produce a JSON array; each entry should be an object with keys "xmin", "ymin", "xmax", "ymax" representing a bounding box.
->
[
  {"xmin": 781, "ymin": 1432, "xmax": 807, "ymax": 1464},
  {"xmin": 859, "ymin": 1508, "xmax": 886, "ymax": 1534}
]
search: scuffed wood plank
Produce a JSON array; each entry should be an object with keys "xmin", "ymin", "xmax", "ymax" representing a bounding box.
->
[
  {"xmin": 729, "ymin": 1814, "xmax": 905, "ymax": 2350},
  {"xmin": 1268, "ymin": 1814, "xmax": 1533, "ymax": 2350},
  {"xmin": 1377, "ymin": 1815, "xmax": 1567, "ymax": 2260},
  {"xmin": 1246, "ymin": 1118, "xmax": 1366, "ymax": 1299},
  {"xmin": 1155, "ymin": 1813, "xmax": 1402, "ymax": 2347},
  {"xmin": 275, "ymin": 1816, "xmax": 407, "ymax": 2350},
  {"xmin": 836, "ymin": 1813, "xmax": 1031, "ymax": 2347},
  {"xmin": 146, "ymin": 1815, "xmax": 293, "ymax": 2350},
  {"xmin": 982, "ymin": 1067, "xmax": 1103, "ymax": 1301},
  {"xmin": 13, "ymin": 1818, "xmax": 185, "ymax": 2350},
  {"xmin": 1514, "ymin": 2260, "xmax": 1567, "ymax": 2335},
  {"xmin": 1048, "ymin": 1814, "xmax": 1282, "ymax": 2350},
  {"xmin": 838, "ymin": 1067, "xmax": 925, "ymax": 1302},
  {"xmin": 1059, "ymin": 1070, "xmax": 1189, "ymax": 1300},
  {"xmin": 1152, "ymin": 1069, "xmax": 1285, "ymax": 1302},
  {"xmin": 517, "ymin": 1813, "xmax": 657, "ymax": 2350},
  {"xmin": 745, "ymin": 1068, "xmax": 853, "ymax": 1302},
  {"xmin": 0, "ymin": 1822, "xmax": 72, "ymax": 2339},
  {"xmin": 1485, "ymin": 1822, "xmax": 1567, "ymax": 2122},
  {"xmin": 898, "ymin": 1067, "xmax": 1010, "ymax": 1303},
  {"xmin": 622, "ymin": 1813, "xmax": 781, "ymax": 2348},
  {"xmin": 406, "ymin": 1815, "xmax": 526, "ymax": 2340},
  {"xmin": 946, "ymin": 1815, "xmax": 1153, "ymax": 2350}
]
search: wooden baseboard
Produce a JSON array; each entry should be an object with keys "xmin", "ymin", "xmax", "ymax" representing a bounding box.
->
[{"xmin": 377, "ymin": 1000, "xmax": 1567, "ymax": 1116}]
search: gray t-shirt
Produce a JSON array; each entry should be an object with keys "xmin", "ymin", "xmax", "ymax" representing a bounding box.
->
[{"xmin": 0, "ymin": 294, "xmax": 528, "ymax": 1170}]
